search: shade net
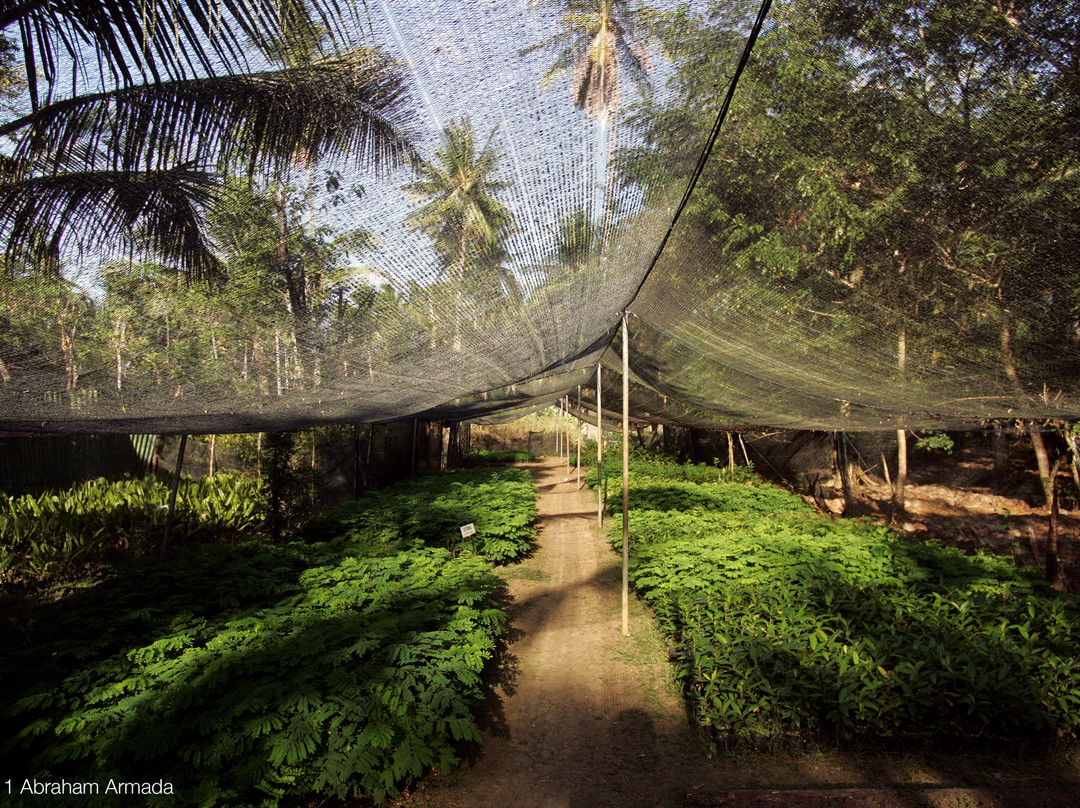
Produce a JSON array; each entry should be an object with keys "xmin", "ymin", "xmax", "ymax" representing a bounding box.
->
[{"xmin": 1, "ymin": 0, "xmax": 1078, "ymax": 435}]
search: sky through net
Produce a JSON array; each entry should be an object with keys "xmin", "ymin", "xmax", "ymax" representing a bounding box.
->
[{"xmin": 1, "ymin": 0, "xmax": 1077, "ymax": 436}]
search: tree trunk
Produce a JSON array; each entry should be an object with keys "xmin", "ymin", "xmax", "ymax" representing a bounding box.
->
[
  {"xmin": 447, "ymin": 421, "xmax": 462, "ymax": 468},
  {"xmin": 992, "ymin": 420, "xmax": 1010, "ymax": 486},
  {"xmin": 1045, "ymin": 456, "xmax": 1063, "ymax": 586},
  {"xmin": 1027, "ymin": 423, "xmax": 1055, "ymax": 509},
  {"xmin": 894, "ymin": 428, "xmax": 908, "ymax": 519},
  {"xmin": 454, "ymin": 226, "xmax": 467, "ymax": 353},
  {"xmin": 836, "ymin": 432, "xmax": 853, "ymax": 516},
  {"xmin": 115, "ymin": 319, "xmax": 125, "ymax": 391},
  {"xmin": 601, "ymin": 104, "xmax": 618, "ymax": 249},
  {"xmin": 1067, "ymin": 431, "xmax": 1080, "ymax": 500}
]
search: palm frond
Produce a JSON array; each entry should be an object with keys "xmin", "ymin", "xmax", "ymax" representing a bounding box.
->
[
  {"xmin": 0, "ymin": 164, "xmax": 221, "ymax": 279},
  {"xmin": 0, "ymin": 0, "xmax": 359, "ymax": 103},
  {"xmin": 1, "ymin": 50, "xmax": 418, "ymax": 177}
]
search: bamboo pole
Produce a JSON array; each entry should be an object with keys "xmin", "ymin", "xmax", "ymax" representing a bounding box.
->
[
  {"xmin": 621, "ymin": 313, "xmax": 630, "ymax": 637},
  {"xmin": 566, "ymin": 395, "xmax": 572, "ymax": 473},
  {"xmin": 576, "ymin": 385, "xmax": 582, "ymax": 488},
  {"xmin": 557, "ymin": 395, "xmax": 565, "ymax": 458},
  {"xmin": 597, "ymin": 364, "xmax": 603, "ymax": 525}
]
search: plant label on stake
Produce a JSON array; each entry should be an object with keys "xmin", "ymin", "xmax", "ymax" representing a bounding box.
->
[{"xmin": 459, "ymin": 523, "xmax": 476, "ymax": 538}]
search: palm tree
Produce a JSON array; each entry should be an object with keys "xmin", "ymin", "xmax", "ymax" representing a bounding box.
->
[
  {"xmin": 0, "ymin": 0, "xmax": 416, "ymax": 281},
  {"xmin": 403, "ymin": 117, "xmax": 513, "ymax": 351},
  {"xmin": 521, "ymin": 0, "xmax": 655, "ymax": 246},
  {"xmin": 556, "ymin": 206, "xmax": 602, "ymax": 272}
]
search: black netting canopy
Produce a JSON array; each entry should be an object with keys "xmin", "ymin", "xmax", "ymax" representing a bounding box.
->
[{"xmin": 1, "ymin": 0, "xmax": 1077, "ymax": 436}]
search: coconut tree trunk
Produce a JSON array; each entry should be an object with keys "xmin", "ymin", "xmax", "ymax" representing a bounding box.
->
[
  {"xmin": 454, "ymin": 226, "xmax": 467, "ymax": 353},
  {"xmin": 601, "ymin": 113, "xmax": 618, "ymax": 249}
]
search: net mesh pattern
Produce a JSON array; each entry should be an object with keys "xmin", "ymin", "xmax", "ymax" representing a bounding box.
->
[{"xmin": 1, "ymin": 0, "xmax": 1077, "ymax": 435}]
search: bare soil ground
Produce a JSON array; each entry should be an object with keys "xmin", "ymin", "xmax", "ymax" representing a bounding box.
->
[
  {"xmin": 390, "ymin": 457, "xmax": 1080, "ymax": 808},
  {"xmin": 847, "ymin": 442, "xmax": 1080, "ymax": 593}
]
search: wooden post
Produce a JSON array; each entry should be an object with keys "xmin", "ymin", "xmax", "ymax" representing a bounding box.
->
[
  {"xmin": 597, "ymin": 364, "xmax": 603, "ymax": 525},
  {"xmin": 576, "ymin": 385, "xmax": 582, "ymax": 489},
  {"xmin": 566, "ymin": 395, "xmax": 572, "ymax": 473},
  {"xmin": 621, "ymin": 313, "xmax": 630, "ymax": 637},
  {"xmin": 160, "ymin": 434, "xmax": 188, "ymax": 557},
  {"xmin": 557, "ymin": 399, "xmax": 565, "ymax": 458}
]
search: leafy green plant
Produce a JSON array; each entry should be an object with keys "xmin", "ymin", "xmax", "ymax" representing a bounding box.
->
[
  {"xmin": 585, "ymin": 447, "xmax": 757, "ymax": 491},
  {"xmin": 461, "ymin": 449, "xmax": 536, "ymax": 465},
  {"xmin": 607, "ymin": 454, "xmax": 1080, "ymax": 749},
  {"xmin": 915, "ymin": 430, "xmax": 955, "ymax": 454},
  {"xmin": 0, "ymin": 474, "xmax": 266, "ymax": 582},
  {"xmin": 317, "ymin": 467, "xmax": 537, "ymax": 562},
  {"xmin": 1, "ymin": 542, "xmax": 507, "ymax": 806}
]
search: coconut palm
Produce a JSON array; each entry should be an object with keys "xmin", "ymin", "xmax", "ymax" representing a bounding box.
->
[
  {"xmin": 0, "ymin": 0, "xmax": 416, "ymax": 280},
  {"xmin": 403, "ymin": 117, "xmax": 513, "ymax": 351},
  {"xmin": 521, "ymin": 0, "xmax": 655, "ymax": 246}
]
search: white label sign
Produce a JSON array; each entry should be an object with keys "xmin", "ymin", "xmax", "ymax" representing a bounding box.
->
[{"xmin": 459, "ymin": 523, "xmax": 477, "ymax": 538}]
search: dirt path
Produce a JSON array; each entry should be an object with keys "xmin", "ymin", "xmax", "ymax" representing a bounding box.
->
[
  {"xmin": 393, "ymin": 457, "xmax": 725, "ymax": 807},
  {"xmin": 391, "ymin": 458, "xmax": 1080, "ymax": 808}
]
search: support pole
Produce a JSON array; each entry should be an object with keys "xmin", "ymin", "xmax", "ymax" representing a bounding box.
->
[
  {"xmin": 566, "ymin": 395, "xmax": 572, "ymax": 473},
  {"xmin": 576, "ymin": 385, "xmax": 582, "ymax": 489},
  {"xmin": 597, "ymin": 364, "xmax": 603, "ymax": 525},
  {"xmin": 557, "ymin": 395, "xmax": 565, "ymax": 458},
  {"xmin": 621, "ymin": 313, "xmax": 630, "ymax": 636},
  {"xmin": 161, "ymin": 434, "xmax": 188, "ymax": 557}
]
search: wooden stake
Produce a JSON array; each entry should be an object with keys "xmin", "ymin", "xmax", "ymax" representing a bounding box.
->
[
  {"xmin": 566, "ymin": 396, "xmax": 571, "ymax": 473},
  {"xmin": 576, "ymin": 385, "xmax": 581, "ymax": 489},
  {"xmin": 597, "ymin": 364, "xmax": 603, "ymax": 526},
  {"xmin": 621, "ymin": 314, "xmax": 630, "ymax": 637},
  {"xmin": 556, "ymin": 398, "xmax": 561, "ymax": 457}
]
